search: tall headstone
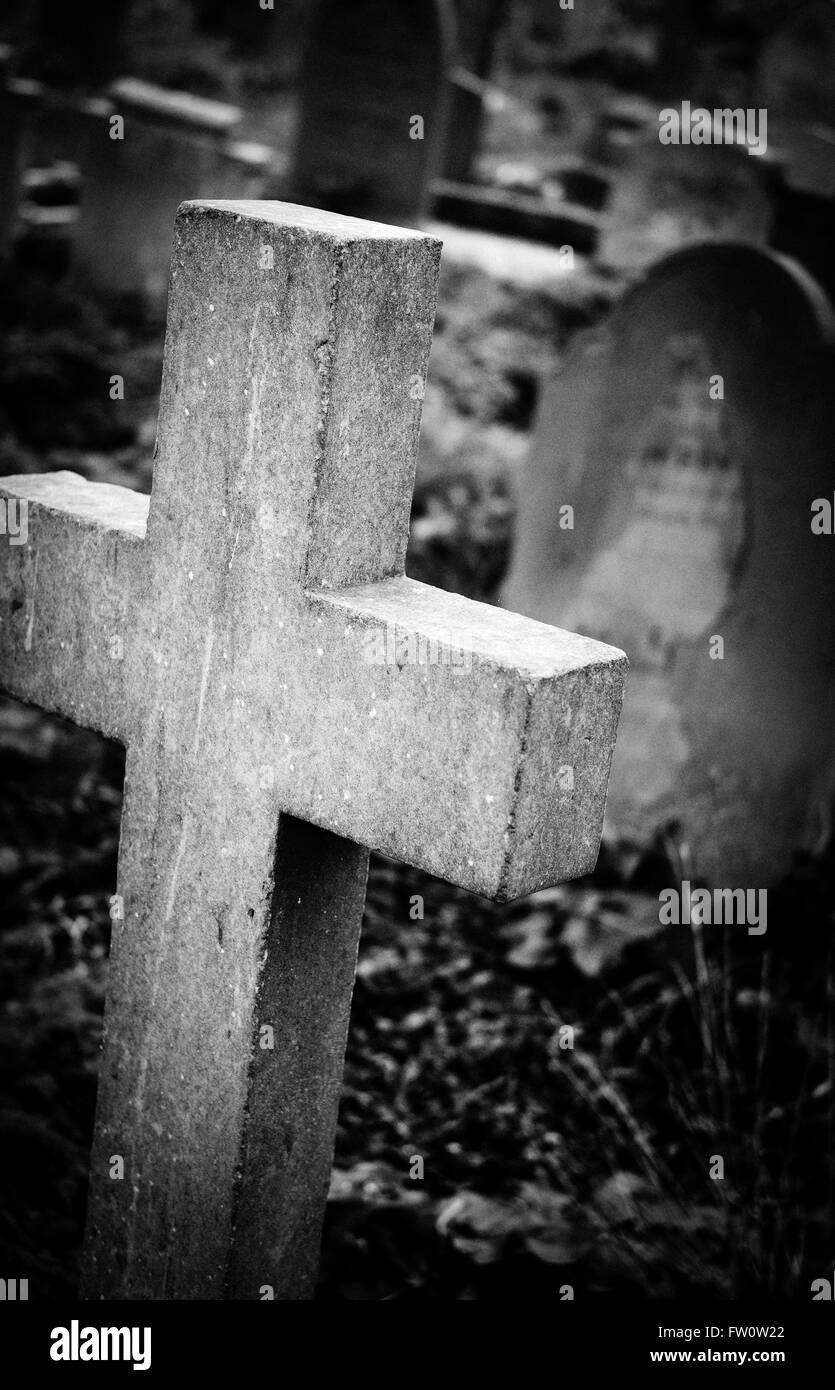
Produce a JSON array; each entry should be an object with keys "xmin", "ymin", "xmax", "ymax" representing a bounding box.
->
[
  {"xmin": 0, "ymin": 200, "xmax": 626, "ymax": 1298},
  {"xmin": 652, "ymin": 0, "xmax": 703, "ymax": 100},
  {"xmin": 291, "ymin": 0, "xmax": 454, "ymax": 225},
  {"xmin": 757, "ymin": 0, "xmax": 835, "ymax": 198},
  {"xmin": 442, "ymin": 70, "xmax": 487, "ymax": 184},
  {"xmin": 0, "ymin": 48, "xmax": 23, "ymax": 256},
  {"xmin": 0, "ymin": 75, "xmax": 108, "ymax": 259},
  {"xmin": 442, "ymin": 0, "xmax": 509, "ymax": 183},
  {"xmin": 756, "ymin": 1, "xmax": 835, "ymax": 303},
  {"xmin": 598, "ymin": 134, "xmax": 774, "ymax": 274},
  {"xmin": 505, "ymin": 243, "xmax": 835, "ymax": 887}
]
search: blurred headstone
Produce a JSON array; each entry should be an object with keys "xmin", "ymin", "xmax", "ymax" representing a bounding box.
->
[
  {"xmin": 504, "ymin": 244, "xmax": 835, "ymax": 886},
  {"xmin": 291, "ymin": 0, "xmax": 453, "ymax": 225},
  {"xmin": 441, "ymin": 0, "xmax": 508, "ymax": 183},
  {"xmin": 0, "ymin": 72, "xmax": 274, "ymax": 295},
  {"xmin": 0, "ymin": 74, "xmax": 102, "ymax": 259},
  {"xmin": 75, "ymin": 79, "xmax": 272, "ymax": 302},
  {"xmin": 652, "ymin": 0, "xmax": 703, "ymax": 99},
  {"xmin": 442, "ymin": 70, "xmax": 487, "ymax": 184},
  {"xmin": 756, "ymin": 0, "xmax": 835, "ymax": 303},
  {"xmin": 598, "ymin": 133, "xmax": 774, "ymax": 274},
  {"xmin": 651, "ymin": 1, "xmax": 760, "ymax": 109},
  {"xmin": 0, "ymin": 47, "xmax": 23, "ymax": 255},
  {"xmin": 442, "ymin": 0, "xmax": 508, "ymax": 189},
  {"xmin": 757, "ymin": 0, "xmax": 835, "ymax": 197}
]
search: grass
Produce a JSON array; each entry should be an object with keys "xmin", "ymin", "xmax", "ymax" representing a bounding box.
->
[
  {"xmin": 3, "ymin": 689, "xmax": 831, "ymax": 1300},
  {"xmin": 325, "ymin": 837, "xmax": 835, "ymax": 1298}
]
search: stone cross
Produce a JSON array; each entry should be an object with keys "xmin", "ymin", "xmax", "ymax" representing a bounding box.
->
[{"xmin": 0, "ymin": 201, "xmax": 626, "ymax": 1300}]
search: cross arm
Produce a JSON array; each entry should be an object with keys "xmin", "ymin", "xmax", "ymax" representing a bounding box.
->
[
  {"xmin": 0, "ymin": 471, "xmax": 147, "ymax": 741},
  {"xmin": 288, "ymin": 576, "xmax": 627, "ymax": 901}
]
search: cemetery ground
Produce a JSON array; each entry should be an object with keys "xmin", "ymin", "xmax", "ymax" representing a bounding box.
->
[{"xmin": 1, "ymin": 255, "xmax": 833, "ymax": 1301}]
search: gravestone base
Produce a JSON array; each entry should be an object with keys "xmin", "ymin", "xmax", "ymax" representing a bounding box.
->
[{"xmin": 431, "ymin": 179, "xmax": 603, "ymax": 252}]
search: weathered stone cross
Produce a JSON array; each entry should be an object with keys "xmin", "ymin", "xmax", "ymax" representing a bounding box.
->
[{"xmin": 0, "ymin": 202, "xmax": 626, "ymax": 1300}]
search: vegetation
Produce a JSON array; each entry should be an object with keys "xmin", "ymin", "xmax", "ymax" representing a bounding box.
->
[
  {"xmin": 0, "ymin": 264, "xmax": 831, "ymax": 1298},
  {"xmin": 0, "ymin": 0, "xmax": 831, "ymax": 1302}
]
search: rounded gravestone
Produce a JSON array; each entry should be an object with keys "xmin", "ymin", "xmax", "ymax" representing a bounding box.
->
[
  {"xmin": 504, "ymin": 243, "xmax": 835, "ymax": 886},
  {"xmin": 291, "ymin": 0, "xmax": 453, "ymax": 227}
]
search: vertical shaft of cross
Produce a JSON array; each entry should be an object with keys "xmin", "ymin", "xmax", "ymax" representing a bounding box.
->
[
  {"xmin": 81, "ymin": 794, "xmax": 368, "ymax": 1299},
  {"xmin": 225, "ymin": 817, "xmax": 369, "ymax": 1300},
  {"xmin": 78, "ymin": 750, "xmax": 273, "ymax": 1298}
]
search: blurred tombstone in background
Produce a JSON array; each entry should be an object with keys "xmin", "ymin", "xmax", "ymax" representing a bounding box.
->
[
  {"xmin": 441, "ymin": 0, "xmax": 510, "ymax": 184},
  {"xmin": 597, "ymin": 133, "xmax": 774, "ymax": 274},
  {"xmin": 537, "ymin": 0, "xmax": 629, "ymax": 170},
  {"xmin": 0, "ymin": 45, "xmax": 24, "ymax": 255},
  {"xmin": 591, "ymin": 0, "xmax": 776, "ymax": 273},
  {"xmin": 0, "ymin": 65, "xmax": 111, "ymax": 265},
  {"xmin": 74, "ymin": 79, "xmax": 272, "ymax": 304},
  {"xmin": 651, "ymin": 0, "xmax": 702, "ymax": 101},
  {"xmin": 757, "ymin": 0, "xmax": 835, "ymax": 194},
  {"xmin": 756, "ymin": 0, "xmax": 835, "ymax": 304},
  {"xmin": 504, "ymin": 244, "xmax": 835, "ymax": 888},
  {"xmin": 653, "ymin": 1, "xmax": 764, "ymax": 110},
  {"xmin": 291, "ymin": 0, "xmax": 455, "ymax": 226},
  {"xmin": 0, "ymin": 26, "xmax": 275, "ymax": 301}
]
